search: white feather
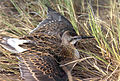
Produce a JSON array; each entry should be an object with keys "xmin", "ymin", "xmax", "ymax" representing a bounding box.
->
[{"xmin": 0, "ymin": 37, "xmax": 32, "ymax": 53}]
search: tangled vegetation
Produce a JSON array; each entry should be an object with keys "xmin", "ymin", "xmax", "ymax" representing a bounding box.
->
[{"xmin": 0, "ymin": 0, "xmax": 120, "ymax": 81}]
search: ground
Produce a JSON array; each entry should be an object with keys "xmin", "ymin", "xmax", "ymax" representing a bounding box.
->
[{"xmin": 0, "ymin": 0, "xmax": 120, "ymax": 81}]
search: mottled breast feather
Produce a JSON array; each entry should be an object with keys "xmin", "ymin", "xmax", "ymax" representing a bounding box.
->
[
  {"xmin": 0, "ymin": 5, "xmax": 80, "ymax": 81},
  {"xmin": 19, "ymin": 5, "xmax": 78, "ymax": 81},
  {"xmin": 19, "ymin": 34, "xmax": 67, "ymax": 81}
]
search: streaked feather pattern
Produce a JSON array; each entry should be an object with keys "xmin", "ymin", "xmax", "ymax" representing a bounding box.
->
[{"xmin": 0, "ymin": 5, "xmax": 94, "ymax": 81}]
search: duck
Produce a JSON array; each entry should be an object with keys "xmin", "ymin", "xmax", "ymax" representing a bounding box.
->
[{"xmin": 0, "ymin": 5, "xmax": 94, "ymax": 81}]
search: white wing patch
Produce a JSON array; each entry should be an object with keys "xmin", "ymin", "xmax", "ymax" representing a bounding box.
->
[{"xmin": 0, "ymin": 37, "xmax": 32, "ymax": 53}]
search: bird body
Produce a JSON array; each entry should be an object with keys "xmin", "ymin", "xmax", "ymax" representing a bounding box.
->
[
  {"xmin": 0, "ymin": 32, "xmax": 68, "ymax": 81},
  {"xmin": 0, "ymin": 5, "xmax": 94, "ymax": 81}
]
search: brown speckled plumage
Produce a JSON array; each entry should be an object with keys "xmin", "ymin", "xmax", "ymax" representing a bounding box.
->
[
  {"xmin": 0, "ymin": 5, "xmax": 94, "ymax": 81},
  {"xmin": 18, "ymin": 33, "xmax": 67, "ymax": 81}
]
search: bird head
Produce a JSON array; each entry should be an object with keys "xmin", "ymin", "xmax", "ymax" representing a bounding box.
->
[{"xmin": 61, "ymin": 30, "xmax": 94, "ymax": 59}]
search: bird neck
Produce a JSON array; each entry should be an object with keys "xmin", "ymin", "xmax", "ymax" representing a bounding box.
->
[{"xmin": 60, "ymin": 44, "xmax": 79, "ymax": 60}]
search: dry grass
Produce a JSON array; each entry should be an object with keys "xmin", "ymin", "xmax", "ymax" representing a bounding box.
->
[{"xmin": 0, "ymin": 0, "xmax": 120, "ymax": 81}]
